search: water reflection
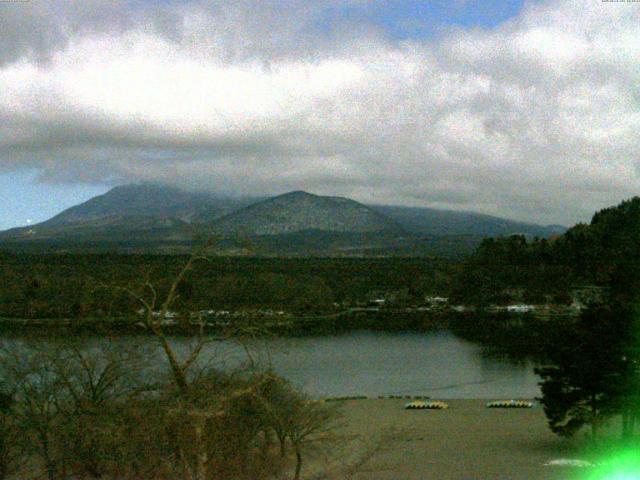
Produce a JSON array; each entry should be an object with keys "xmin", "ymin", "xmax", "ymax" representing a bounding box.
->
[{"xmin": 0, "ymin": 330, "xmax": 541, "ymax": 399}]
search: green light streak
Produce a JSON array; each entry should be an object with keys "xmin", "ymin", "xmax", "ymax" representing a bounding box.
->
[{"xmin": 584, "ymin": 449, "xmax": 640, "ymax": 480}]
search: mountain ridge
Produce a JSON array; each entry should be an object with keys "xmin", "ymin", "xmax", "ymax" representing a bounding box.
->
[
  {"xmin": 371, "ymin": 204, "xmax": 565, "ymax": 237},
  {"xmin": 211, "ymin": 190, "xmax": 403, "ymax": 236},
  {"xmin": 0, "ymin": 184, "xmax": 566, "ymax": 255},
  {"xmin": 40, "ymin": 184, "xmax": 257, "ymax": 226}
]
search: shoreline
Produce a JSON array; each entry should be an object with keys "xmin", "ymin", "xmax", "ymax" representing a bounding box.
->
[
  {"xmin": 329, "ymin": 398, "xmax": 588, "ymax": 480},
  {"xmin": 0, "ymin": 314, "xmax": 556, "ymax": 363}
]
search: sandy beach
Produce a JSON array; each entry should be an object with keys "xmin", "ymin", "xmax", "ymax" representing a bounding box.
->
[{"xmin": 326, "ymin": 399, "xmax": 587, "ymax": 480}]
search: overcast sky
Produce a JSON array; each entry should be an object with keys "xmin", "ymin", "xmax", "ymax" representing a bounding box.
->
[{"xmin": 0, "ymin": 0, "xmax": 639, "ymax": 230}]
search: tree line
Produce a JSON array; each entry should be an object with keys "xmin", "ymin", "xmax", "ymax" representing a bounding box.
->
[
  {"xmin": 442, "ymin": 197, "xmax": 640, "ymax": 441},
  {"xmin": 450, "ymin": 197, "xmax": 640, "ymax": 306},
  {"xmin": 530, "ymin": 198, "xmax": 640, "ymax": 441},
  {"xmin": 0, "ymin": 254, "xmax": 450, "ymax": 319}
]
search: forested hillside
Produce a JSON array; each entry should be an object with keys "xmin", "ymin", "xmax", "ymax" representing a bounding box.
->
[{"xmin": 450, "ymin": 197, "xmax": 640, "ymax": 304}]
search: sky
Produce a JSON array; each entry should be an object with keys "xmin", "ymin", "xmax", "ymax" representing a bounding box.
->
[{"xmin": 0, "ymin": 0, "xmax": 639, "ymax": 230}]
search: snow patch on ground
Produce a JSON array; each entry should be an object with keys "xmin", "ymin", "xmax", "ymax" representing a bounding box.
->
[{"xmin": 544, "ymin": 459, "xmax": 595, "ymax": 468}]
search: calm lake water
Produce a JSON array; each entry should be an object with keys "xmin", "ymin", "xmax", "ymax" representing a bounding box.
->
[{"xmin": 2, "ymin": 330, "xmax": 541, "ymax": 399}]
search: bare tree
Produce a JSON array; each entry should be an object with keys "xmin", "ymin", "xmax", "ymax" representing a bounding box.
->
[
  {"xmin": 287, "ymin": 400, "xmax": 339, "ymax": 480},
  {"xmin": 0, "ymin": 338, "xmax": 343, "ymax": 480},
  {"xmin": 1, "ymin": 344, "xmax": 66, "ymax": 480},
  {"xmin": 119, "ymin": 241, "xmax": 273, "ymax": 398},
  {"xmin": 0, "ymin": 339, "xmax": 155, "ymax": 480},
  {"xmin": 117, "ymin": 240, "xmax": 243, "ymax": 397},
  {"xmin": 251, "ymin": 372, "xmax": 299, "ymax": 458},
  {"xmin": 53, "ymin": 340, "xmax": 152, "ymax": 479},
  {"xmin": 51, "ymin": 339, "xmax": 150, "ymax": 411},
  {"xmin": 247, "ymin": 372, "xmax": 342, "ymax": 480},
  {"xmin": 0, "ymin": 386, "xmax": 23, "ymax": 480}
]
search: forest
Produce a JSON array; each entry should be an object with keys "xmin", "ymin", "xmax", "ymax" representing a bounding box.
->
[
  {"xmin": 1, "ymin": 197, "xmax": 639, "ymax": 321},
  {"xmin": 0, "ymin": 254, "xmax": 451, "ymax": 320}
]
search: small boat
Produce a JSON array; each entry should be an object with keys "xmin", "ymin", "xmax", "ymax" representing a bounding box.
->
[
  {"xmin": 405, "ymin": 400, "xmax": 449, "ymax": 410},
  {"xmin": 486, "ymin": 400, "xmax": 534, "ymax": 409}
]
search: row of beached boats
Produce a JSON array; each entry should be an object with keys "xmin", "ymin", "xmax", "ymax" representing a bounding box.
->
[{"xmin": 405, "ymin": 400, "xmax": 534, "ymax": 410}]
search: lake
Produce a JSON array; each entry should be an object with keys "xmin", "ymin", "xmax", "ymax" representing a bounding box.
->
[{"xmin": 1, "ymin": 330, "xmax": 542, "ymax": 399}]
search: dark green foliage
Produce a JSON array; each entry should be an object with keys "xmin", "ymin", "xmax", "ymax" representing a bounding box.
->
[
  {"xmin": 0, "ymin": 385, "xmax": 19, "ymax": 480},
  {"xmin": 449, "ymin": 311, "xmax": 568, "ymax": 361},
  {"xmin": 0, "ymin": 390, "xmax": 11, "ymax": 414},
  {"xmin": 0, "ymin": 254, "xmax": 451, "ymax": 319},
  {"xmin": 535, "ymin": 302, "xmax": 632, "ymax": 437},
  {"xmin": 525, "ymin": 198, "xmax": 640, "ymax": 438},
  {"xmin": 449, "ymin": 235, "xmax": 573, "ymax": 305},
  {"xmin": 450, "ymin": 196, "xmax": 640, "ymax": 306}
]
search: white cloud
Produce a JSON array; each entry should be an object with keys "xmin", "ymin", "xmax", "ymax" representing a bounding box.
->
[{"xmin": 0, "ymin": 0, "xmax": 639, "ymax": 225}]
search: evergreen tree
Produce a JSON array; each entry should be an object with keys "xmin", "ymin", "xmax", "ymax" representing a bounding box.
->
[{"xmin": 535, "ymin": 302, "xmax": 629, "ymax": 437}]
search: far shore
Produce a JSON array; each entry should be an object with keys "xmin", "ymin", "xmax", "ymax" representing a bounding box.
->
[{"xmin": 0, "ymin": 311, "xmax": 453, "ymax": 336}]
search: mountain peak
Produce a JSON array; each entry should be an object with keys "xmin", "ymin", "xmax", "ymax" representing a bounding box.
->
[
  {"xmin": 280, "ymin": 190, "xmax": 315, "ymax": 197},
  {"xmin": 275, "ymin": 190, "xmax": 327, "ymax": 201},
  {"xmin": 213, "ymin": 191, "xmax": 401, "ymax": 236},
  {"xmin": 22, "ymin": 184, "xmax": 256, "ymax": 230},
  {"xmin": 0, "ymin": 184, "xmax": 565, "ymax": 254}
]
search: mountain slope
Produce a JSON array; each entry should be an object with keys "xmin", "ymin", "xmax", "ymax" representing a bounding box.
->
[
  {"xmin": 0, "ymin": 184, "xmax": 256, "ymax": 241},
  {"xmin": 0, "ymin": 184, "xmax": 566, "ymax": 255},
  {"xmin": 212, "ymin": 191, "xmax": 403, "ymax": 235},
  {"xmin": 43, "ymin": 184, "xmax": 250, "ymax": 226},
  {"xmin": 372, "ymin": 205, "xmax": 566, "ymax": 237}
]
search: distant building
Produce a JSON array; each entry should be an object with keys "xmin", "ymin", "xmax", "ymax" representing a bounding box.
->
[
  {"xmin": 425, "ymin": 296, "xmax": 449, "ymax": 304},
  {"xmin": 505, "ymin": 304, "xmax": 535, "ymax": 313},
  {"xmin": 368, "ymin": 298, "xmax": 386, "ymax": 307}
]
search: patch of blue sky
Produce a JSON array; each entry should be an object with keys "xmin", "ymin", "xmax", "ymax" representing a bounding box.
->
[
  {"xmin": 315, "ymin": 0, "xmax": 528, "ymax": 41},
  {"xmin": 0, "ymin": 170, "xmax": 109, "ymax": 231}
]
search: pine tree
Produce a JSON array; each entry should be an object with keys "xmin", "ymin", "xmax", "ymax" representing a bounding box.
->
[{"xmin": 535, "ymin": 302, "xmax": 629, "ymax": 437}]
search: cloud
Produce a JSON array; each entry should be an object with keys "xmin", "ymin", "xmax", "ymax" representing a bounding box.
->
[{"xmin": 0, "ymin": 0, "xmax": 639, "ymax": 225}]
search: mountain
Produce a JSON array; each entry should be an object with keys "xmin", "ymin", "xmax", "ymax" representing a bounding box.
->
[
  {"xmin": 0, "ymin": 184, "xmax": 565, "ymax": 256},
  {"xmin": 372, "ymin": 205, "xmax": 566, "ymax": 237},
  {"xmin": 40, "ymin": 184, "xmax": 253, "ymax": 226},
  {"xmin": 0, "ymin": 184, "xmax": 256, "ymax": 243},
  {"xmin": 212, "ymin": 191, "xmax": 402, "ymax": 236}
]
